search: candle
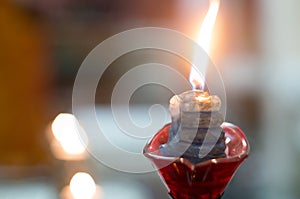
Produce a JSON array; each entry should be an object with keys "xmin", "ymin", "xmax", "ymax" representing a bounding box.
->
[
  {"xmin": 159, "ymin": 0, "xmax": 226, "ymax": 164},
  {"xmin": 60, "ymin": 172, "xmax": 102, "ymax": 199},
  {"xmin": 161, "ymin": 90, "xmax": 226, "ymax": 163}
]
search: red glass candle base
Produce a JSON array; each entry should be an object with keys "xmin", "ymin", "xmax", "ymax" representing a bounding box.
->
[{"xmin": 143, "ymin": 123, "xmax": 250, "ymax": 199}]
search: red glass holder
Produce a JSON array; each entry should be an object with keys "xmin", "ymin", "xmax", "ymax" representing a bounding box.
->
[{"xmin": 143, "ymin": 123, "xmax": 250, "ymax": 199}]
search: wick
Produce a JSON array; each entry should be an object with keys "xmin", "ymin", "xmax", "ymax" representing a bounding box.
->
[{"xmin": 192, "ymin": 83, "xmax": 206, "ymax": 92}]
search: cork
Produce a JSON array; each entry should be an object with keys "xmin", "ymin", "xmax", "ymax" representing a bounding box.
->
[{"xmin": 161, "ymin": 89, "xmax": 226, "ymax": 164}]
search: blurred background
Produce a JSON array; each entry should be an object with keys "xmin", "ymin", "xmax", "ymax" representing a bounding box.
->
[{"xmin": 1, "ymin": 0, "xmax": 300, "ymax": 198}]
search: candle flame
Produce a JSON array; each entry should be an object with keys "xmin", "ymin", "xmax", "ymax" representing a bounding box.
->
[
  {"xmin": 70, "ymin": 172, "xmax": 97, "ymax": 199},
  {"xmin": 189, "ymin": 0, "xmax": 220, "ymax": 90},
  {"xmin": 51, "ymin": 113, "xmax": 87, "ymax": 155}
]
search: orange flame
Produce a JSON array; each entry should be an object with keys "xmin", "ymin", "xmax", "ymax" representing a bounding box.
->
[
  {"xmin": 189, "ymin": 0, "xmax": 220, "ymax": 90},
  {"xmin": 70, "ymin": 172, "xmax": 97, "ymax": 199}
]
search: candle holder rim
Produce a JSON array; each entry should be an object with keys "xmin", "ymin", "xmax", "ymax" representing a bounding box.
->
[{"xmin": 143, "ymin": 122, "xmax": 250, "ymax": 168}]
